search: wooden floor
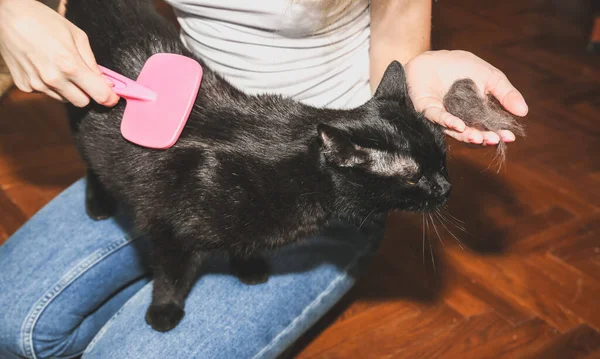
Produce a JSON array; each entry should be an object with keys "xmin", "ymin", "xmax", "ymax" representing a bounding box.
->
[{"xmin": 0, "ymin": 0, "xmax": 598, "ymax": 358}]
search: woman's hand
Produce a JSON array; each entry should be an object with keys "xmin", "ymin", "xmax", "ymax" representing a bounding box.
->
[
  {"xmin": 0, "ymin": 0, "xmax": 118, "ymax": 107},
  {"xmin": 405, "ymin": 50, "xmax": 528, "ymax": 145}
]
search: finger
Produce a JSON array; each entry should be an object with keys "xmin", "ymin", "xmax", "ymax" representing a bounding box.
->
[
  {"xmin": 418, "ymin": 97, "xmax": 467, "ymax": 132},
  {"xmin": 62, "ymin": 48, "xmax": 119, "ymax": 106},
  {"xmin": 41, "ymin": 85, "xmax": 68, "ymax": 102},
  {"xmin": 32, "ymin": 86, "xmax": 68, "ymax": 102},
  {"xmin": 32, "ymin": 65, "xmax": 83, "ymax": 105},
  {"xmin": 69, "ymin": 61, "xmax": 119, "ymax": 106},
  {"xmin": 498, "ymin": 130, "xmax": 516, "ymax": 143},
  {"xmin": 447, "ymin": 127, "xmax": 517, "ymax": 147},
  {"xmin": 26, "ymin": 72, "xmax": 55, "ymax": 99},
  {"xmin": 12, "ymin": 74, "xmax": 32, "ymax": 93},
  {"xmin": 444, "ymin": 129, "xmax": 465, "ymax": 143},
  {"xmin": 4, "ymin": 55, "xmax": 33, "ymax": 92},
  {"xmin": 50, "ymin": 81, "xmax": 91, "ymax": 107},
  {"xmin": 73, "ymin": 28, "xmax": 120, "ymax": 104},
  {"xmin": 483, "ymin": 131, "xmax": 500, "ymax": 146},
  {"xmin": 486, "ymin": 69, "xmax": 529, "ymax": 117},
  {"xmin": 19, "ymin": 55, "xmax": 64, "ymax": 103},
  {"xmin": 444, "ymin": 126, "xmax": 485, "ymax": 145}
]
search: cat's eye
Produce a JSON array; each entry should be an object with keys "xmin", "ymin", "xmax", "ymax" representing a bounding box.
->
[{"xmin": 406, "ymin": 175, "xmax": 421, "ymax": 186}]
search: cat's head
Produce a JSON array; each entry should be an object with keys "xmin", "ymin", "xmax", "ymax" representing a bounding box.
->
[{"xmin": 318, "ymin": 61, "xmax": 450, "ymax": 214}]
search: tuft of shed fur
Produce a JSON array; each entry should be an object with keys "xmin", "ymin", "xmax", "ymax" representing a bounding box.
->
[{"xmin": 443, "ymin": 78, "xmax": 526, "ymax": 171}]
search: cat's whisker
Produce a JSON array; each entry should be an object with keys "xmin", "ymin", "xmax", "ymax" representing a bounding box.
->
[
  {"xmin": 437, "ymin": 208, "xmax": 468, "ymax": 233},
  {"xmin": 437, "ymin": 209, "xmax": 467, "ymax": 232},
  {"xmin": 425, "ymin": 213, "xmax": 436, "ymax": 271},
  {"xmin": 429, "ymin": 213, "xmax": 445, "ymax": 248},
  {"xmin": 436, "ymin": 208, "xmax": 459, "ymax": 227},
  {"xmin": 435, "ymin": 211, "xmax": 466, "ymax": 251},
  {"xmin": 347, "ymin": 180, "xmax": 363, "ymax": 188},
  {"xmin": 422, "ymin": 213, "xmax": 426, "ymax": 267},
  {"xmin": 438, "ymin": 211, "xmax": 471, "ymax": 237},
  {"xmin": 358, "ymin": 209, "xmax": 376, "ymax": 230},
  {"xmin": 428, "ymin": 233, "xmax": 436, "ymax": 272},
  {"xmin": 298, "ymin": 192, "xmax": 320, "ymax": 198},
  {"xmin": 443, "ymin": 210, "xmax": 465, "ymax": 225}
]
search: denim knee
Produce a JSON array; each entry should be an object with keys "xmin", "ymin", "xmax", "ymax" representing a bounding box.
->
[
  {"xmin": 0, "ymin": 237, "xmax": 150, "ymax": 359},
  {"xmin": 0, "ymin": 178, "xmax": 152, "ymax": 358}
]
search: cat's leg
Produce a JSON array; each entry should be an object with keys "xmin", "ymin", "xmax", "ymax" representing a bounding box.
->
[
  {"xmin": 77, "ymin": 221, "xmax": 376, "ymax": 359},
  {"xmin": 145, "ymin": 228, "xmax": 206, "ymax": 332},
  {"xmin": 85, "ymin": 168, "xmax": 117, "ymax": 220},
  {"xmin": 229, "ymin": 252, "xmax": 270, "ymax": 285}
]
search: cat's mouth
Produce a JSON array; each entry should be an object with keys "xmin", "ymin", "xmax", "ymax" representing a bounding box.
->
[
  {"xmin": 424, "ymin": 194, "xmax": 452, "ymax": 211},
  {"xmin": 397, "ymin": 195, "xmax": 450, "ymax": 213}
]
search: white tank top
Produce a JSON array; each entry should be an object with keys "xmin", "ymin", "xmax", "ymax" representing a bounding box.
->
[{"xmin": 163, "ymin": 0, "xmax": 372, "ymax": 109}]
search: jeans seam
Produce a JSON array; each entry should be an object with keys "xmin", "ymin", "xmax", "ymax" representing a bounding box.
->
[
  {"xmin": 250, "ymin": 241, "xmax": 373, "ymax": 359},
  {"xmin": 19, "ymin": 233, "xmax": 144, "ymax": 359},
  {"xmin": 81, "ymin": 280, "xmax": 152, "ymax": 357}
]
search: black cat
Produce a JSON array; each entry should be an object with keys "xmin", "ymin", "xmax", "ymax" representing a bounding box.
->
[{"xmin": 64, "ymin": 0, "xmax": 451, "ymax": 332}]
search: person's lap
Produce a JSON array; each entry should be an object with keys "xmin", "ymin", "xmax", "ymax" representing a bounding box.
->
[{"xmin": 0, "ymin": 178, "xmax": 376, "ymax": 359}]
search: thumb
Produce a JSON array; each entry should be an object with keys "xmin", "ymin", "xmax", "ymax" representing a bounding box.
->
[{"xmin": 486, "ymin": 70, "xmax": 529, "ymax": 117}]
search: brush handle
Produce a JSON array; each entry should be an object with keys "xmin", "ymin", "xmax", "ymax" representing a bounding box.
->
[{"xmin": 98, "ymin": 65, "xmax": 157, "ymax": 101}]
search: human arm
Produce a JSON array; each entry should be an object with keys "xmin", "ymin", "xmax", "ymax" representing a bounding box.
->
[
  {"xmin": 369, "ymin": 1, "xmax": 528, "ymax": 145},
  {"xmin": 369, "ymin": 0, "xmax": 431, "ymax": 93},
  {"xmin": 405, "ymin": 50, "xmax": 529, "ymax": 144},
  {"xmin": 0, "ymin": 0, "xmax": 118, "ymax": 107}
]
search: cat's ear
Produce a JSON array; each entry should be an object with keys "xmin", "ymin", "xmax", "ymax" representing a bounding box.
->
[
  {"xmin": 373, "ymin": 60, "xmax": 409, "ymax": 102},
  {"xmin": 317, "ymin": 124, "xmax": 367, "ymax": 167}
]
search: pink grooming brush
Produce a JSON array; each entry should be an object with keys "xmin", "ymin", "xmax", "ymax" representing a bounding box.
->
[{"xmin": 98, "ymin": 53, "xmax": 203, "ymax": 149}]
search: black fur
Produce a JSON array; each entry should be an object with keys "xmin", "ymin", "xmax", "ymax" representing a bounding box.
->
[{"xmin": 65, "ymin": 0, "xmax": 450, "ymax": 332}]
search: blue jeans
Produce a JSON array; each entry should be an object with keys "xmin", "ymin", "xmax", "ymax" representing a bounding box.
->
[{"xmin": 0, "ymin": 178, "xmax": 377, "ymax": 359}]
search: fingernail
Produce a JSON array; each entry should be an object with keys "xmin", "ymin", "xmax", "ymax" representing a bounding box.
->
[
  {"xmin": 518, "ymin": 103, "xmax": 528, "ymax": 116},
  {"xmin": 468, "ymin": 136, "xmax": 483, "ymax": 144},
  {"xmin": 514, "ymin": 94, "xmax": 529, "ymax": 115},
  {"xmin": 104, "ymin": 93, "xmax": 119, "ymax": 107},
  {"xmin": 486, "ymin": 137, "xmax": 500, "ymax": 145},
  {"xmin": 502, "ymin": 132, "xmax": 516, "ymax": 142}
]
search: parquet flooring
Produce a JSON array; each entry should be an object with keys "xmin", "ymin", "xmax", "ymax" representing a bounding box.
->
[
  {"xmin": 287, "ymin": 1, "xmax": 600, "ymax": 358},
  {"xmin": 0, "ymin": 0, "xmax": 598, "ymax": 358}
]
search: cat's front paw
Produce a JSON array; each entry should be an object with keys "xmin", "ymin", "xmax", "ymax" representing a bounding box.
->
[
  {"xmin": 232, "ymin": 257, "xmax": 270, "ymax": 285},
  {"xmin": 145, "ymin": 303, "xmax": 184, "ymax": 332},
  {"xmin": 85, "ymin": 191, "xmax": 117, "ymax": 221},
  {"xmin": 239, "ymin": 270, "xmax": 269, "ymax": 285}
]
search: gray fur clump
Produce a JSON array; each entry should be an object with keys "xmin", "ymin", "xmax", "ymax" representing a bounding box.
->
[{"xmin": 443, "ymin": 78, "xmax": 526, "ymax": 170}]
